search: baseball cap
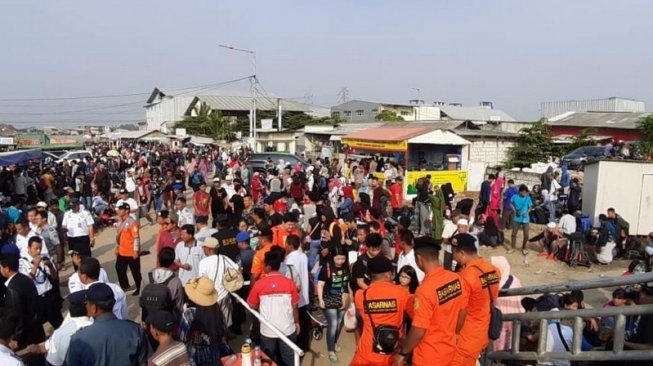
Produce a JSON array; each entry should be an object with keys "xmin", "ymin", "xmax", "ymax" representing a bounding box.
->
[
  {"xmin": 36, "ymin": 201, "xmax": 48, "ymax": 208},
  {"xmin": 457, "ymin": 218, "xmax": 469, "ymax": 226},
  {"xmin": 451, "ymin": 233, "xmax": 477, "ymax": 252},
  {"xmin": 202, "ymin": 237, "xmax": 219, "ymax": 249},
  {"xmin": 367, "ymin": 256, "xmax": 393, "ymax": 274},
  {"xmin": 68, "ymin": 249, "xmax": 80, "ymax": 256},
  {"xmin": 547, "ymin": 222, "xmax": 557, "ymax": 229},
  {"xmin": 145, "ymin": 310, "xmax": 177, "ymax": 333},
  {"xmin": 225, "ymin": 175, "xmax": 233, "ymax": 180},
  {"xmin": 119, "ymin": 189, "xmax": 128, "ymax": 194},
  {"xmin": 86, "ymin": 283, "xmax": 114, "ymax": 303},
  {"xmin": 213, "ymin": 177, "xmax": 221, "ymax": 183},
  {"xmin": 236, "ymin": 232, "xmax": 250, "ymax": 242},
  {"xmin": 117, "ymin": 202, "xmax": 131, "ymax": 211},
  {"xmin": 70, "ymin": 197, "xmax": 80, "ymax": 205},
  {"xmin": 68, "ymin": 290, "xmax": 87, "ymax": 306},
  {"xmin": 0, "ymin": 244, "xmax": 20, "ymax": 255},
  {"xmin": 414, "ymin": 236, "xmax": 442, "ymax": 251}
]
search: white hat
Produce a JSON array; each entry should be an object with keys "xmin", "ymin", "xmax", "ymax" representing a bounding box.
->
[
  {"xmin": 547, "ymin": 222, "xmax": 557, "ymax": 229},
  {"xmin": 457, "ymin": 218, "xmax": 469, "ymax": 226},
  {"xmin": 36, "ymin": 201, "xmax": 47, "ymax": 208},
  {"xmin": 225, "ymin": 175, "xmax": 233, "ymax": 181}
]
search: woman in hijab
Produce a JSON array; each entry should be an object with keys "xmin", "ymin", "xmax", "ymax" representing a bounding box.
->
[{"xmin": 490, "ymin": 256, "xmax": 524, "ymax": 352}]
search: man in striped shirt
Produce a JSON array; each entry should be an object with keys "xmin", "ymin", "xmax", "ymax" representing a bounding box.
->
[{"xmin": 146, "ymin": 310, "xmax": 190, "ymax": 366}]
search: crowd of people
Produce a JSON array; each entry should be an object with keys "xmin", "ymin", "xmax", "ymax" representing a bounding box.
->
[{"xmin": 0, "ymin": 141, "xmax": 651, "ymax": 366}]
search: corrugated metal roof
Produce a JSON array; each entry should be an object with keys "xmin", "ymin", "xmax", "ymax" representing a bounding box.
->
[
  {"xmin": 343, "ymin": 126, "xmax": 434, "ymax": 141},
  {"xmin": 408, "ymin": 130, "xmax": 470, "ymax": 145},
  {"xmin": 547, "ymin": 112, "xmax": 651, "ymax": 129},
  {"xmin": 439, "ymin": 105, "xmax": 516, "ymax": 122},
  {"xmin": 187, "ymin": 95, "xmax": 311, "ymax": 114}
]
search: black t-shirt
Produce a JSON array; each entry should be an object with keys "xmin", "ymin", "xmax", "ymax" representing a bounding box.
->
[
  {"xmin": 212, "ymin": 228, "xmax": 239, "ymax": 262},
  {"xmin": 210, "ymin": 187, "xmax": 228, "ymax": 214},
  {"xmin": 308, "ymin": 217, "xmax": 323, "ymax": 240},
  {"xmin": 318, "ymin": 263, "xmax": 350, "ymax": 294},
  {"xmin": 267, "ymin": 212, "xmax": 283, "ymax": 228},
  {"xmin": 343, "ymin": 228, "xmax": 358, "ymax": 252},
  {"xmin": 230, "ymin": 194, "xmax": 244, "ymax": 218},
  {"xmin": 630, "ymin": 314, "xmax": 653, "ymax": 345},
  {"xmin": 350, "ymin": 254, "xmax": 372, "ymax": 294}
]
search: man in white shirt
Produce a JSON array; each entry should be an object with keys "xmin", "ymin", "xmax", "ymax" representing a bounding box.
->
[
  {"xmin": 558, "ymin": 211, "xmax": 577, "ymax": 237},
  {"xmin": 78, "ymin": 257, "xmax": 128, "ymax": 320},
  {"xmin": 61, "ymin": 197, "xmax": 95, "ymax": 257},
  {"xmin": 67, "ymin": 250, "xmax": 109, "ymax": 294},
  {"xmin": 124, "ymin": 168, "xmax": 137, "ymax": 196},
  {"xmin": 116, "ymin": 189, "xmax": 139, "ymax": 221},
  {"xmin": 194, "ymin": 216, "xmax": 217, "ymax": 246},
  {"xmin": 283, "ymin": 234, "xmax": 311, "ymax": 351},
  {"xmin": 223, "ymin": 175, "xmax": 237, "ymax": 200},
  {"xmin": 175, "ymin": 197, "xmax": 195, "ymax": 228},
  {"xmin": 174, "ymin": 225, "xmax": 204, "ymax": 285},
  {"xmin": 14, "ymin": 218, "xmax": 48, "ymax": 258},
  {"xmin": 548, "ymin": 172, "xmax": 562, "ymax": 224},
  {"xmin": 396, "ymin": 230, "xmax": 425, "ymax": 282},
  {"xmin": 26, "ymin": 290, "xmax": 93, "ymax": 366},
  {"xmin": 198, "ymin": 237, "xmax": 239, "ymax": 327}
]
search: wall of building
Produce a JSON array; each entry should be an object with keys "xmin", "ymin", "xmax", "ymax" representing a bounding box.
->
[
  {"xmin": 486, "ymin": 167, "xmax": 541, "ymax": 188},
  {"xmin": 145, "ymin": 96, "xmax": 194, "ymax": 132},
  {"xmin": 550, "ymin": 125, "xmax": 639, "ymax": 142},
  {"xmin": 541, "ymin": 98, "xmax": 645, "ymax": 119},
  {"xmin": 468, "ymin": 138, "xmax": 517, "ymax": 166}
]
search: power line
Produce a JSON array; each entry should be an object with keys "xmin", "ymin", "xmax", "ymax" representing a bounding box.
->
[
  {"xmin": 0, "ymin": 76, "xmax": 252, "ymax": 116},
  {"xmin": 0, "ymin": 78, "xmax": 250, "ymax": 102}
]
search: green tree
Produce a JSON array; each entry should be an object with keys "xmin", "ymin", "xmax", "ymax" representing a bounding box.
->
[
  {"xmin": 375, "ymin": 110, "xmax": 404, "ymax": 122},
  {"xmin": 506, "ymin": 121, "xmax": 558, "ymax": 168},
  {"xmin": 637, "ymin": 115, "xmax": 653, "ymax": 159},
  {"xmin": 174, "ymin": 102, "xmax": 233, "ymax": 141}
]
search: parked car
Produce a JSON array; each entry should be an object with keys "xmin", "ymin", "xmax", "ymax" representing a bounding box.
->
[
  {"xmin": 246, "ymin": 152, "xmax": 308, "ymax": 173},
  {"xmin": 561, "ymin": 146, "xmax": 608, "ymax": 170},
  {"xmin": 56, "ymin": 150, "xmax": 94, "ymax": 164}
]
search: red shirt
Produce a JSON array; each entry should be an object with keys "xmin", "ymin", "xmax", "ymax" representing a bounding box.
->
[
  {"xmin": 192, "ymin": 190, "xmax": 211, "ymax": 217},
  {"xmin": 390, "ymin": 182, "xmax": 403, "ymax": 209}
]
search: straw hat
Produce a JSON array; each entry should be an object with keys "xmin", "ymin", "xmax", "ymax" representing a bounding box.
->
[{"xmin": 184, "ymin": 276, "xmax": 218, "ymax": 307}]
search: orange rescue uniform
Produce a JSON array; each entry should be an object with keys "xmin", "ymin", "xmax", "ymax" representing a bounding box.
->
[
  {"xmin": 117, "ymin": 217, "xmax": 140, "ymax": 257},
  {"xmin": 351, "ymin": 281, "xmax": 413, "ymax": 366},
  {"xmin": 271, "ymin": 226, "xmax": 302, "ymax": 248},
  {"xmin": 250, "ymin": 242, "xmax": 273, "ymax": 278},
  {"xmin": 452, "ymin": 258, "xmax": 501, "ymax": 366},
  {"xmin": 411, "ymin": 266, "xmax": 467, "ymax": 366}
]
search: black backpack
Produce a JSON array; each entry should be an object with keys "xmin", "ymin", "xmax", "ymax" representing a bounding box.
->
[{"xmin": 140, "ymin": 272, "xmax": 175, "ymax": 320}]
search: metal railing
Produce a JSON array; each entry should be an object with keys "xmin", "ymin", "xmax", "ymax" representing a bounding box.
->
[
  {"xmin": 485, "ymin": 272, "xmax": 653, "ymax": 364},
  {"xmin": 230, "ymin": 292, "xmax": 305, "ymax": 366}
]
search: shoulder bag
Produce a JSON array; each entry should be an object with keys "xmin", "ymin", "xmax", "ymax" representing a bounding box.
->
[{"xmin": 472, "ymin": 265, "xmax": 503, "ymax": 341}]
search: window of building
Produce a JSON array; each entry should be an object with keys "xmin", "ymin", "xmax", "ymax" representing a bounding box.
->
[
  {"xmin": 400, "ymin": 111, "xmax": 411, "ymax": 116},
  {"xmin": 344, "ymin": 111, "xmax": 352, "ymax": 117},
  {"xmin": 332, "ymin": 111, "xmax": 340, "ymax": 118},
  {"xmin": 356, "ymin": 110, "xmax": 364, "ymax": 116},
  {"xmin": 371, "ymin": 109, "xmax": 378, "ymax": 114}
]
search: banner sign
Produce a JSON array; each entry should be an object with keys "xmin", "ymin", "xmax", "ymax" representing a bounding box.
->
[
  {"xmin": 341, "ymin": 138, "xmax": 407, "ymax": 152},
  {"xmin": 407, "ymin": 170, "xmax": 468, "ymax": 193}
]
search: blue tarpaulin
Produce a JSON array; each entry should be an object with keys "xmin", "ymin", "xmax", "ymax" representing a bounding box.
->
[{"xmin": 0, "ymin": 149, "xmax": 42, "ymax": 166}]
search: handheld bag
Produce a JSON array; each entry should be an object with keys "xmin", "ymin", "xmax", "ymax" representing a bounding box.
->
[{"xmin": 472, "ymin": 265, "xmax": 503, "ymax": 341}]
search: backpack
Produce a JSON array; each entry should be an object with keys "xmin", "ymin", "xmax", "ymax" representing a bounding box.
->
[
  {"xmin": 140, "ymin": 272, "xmax": 175, "ymax": 320},
  {"xmin": 191, "ymin": 172, "xmax": 202, "ymax": 187}
]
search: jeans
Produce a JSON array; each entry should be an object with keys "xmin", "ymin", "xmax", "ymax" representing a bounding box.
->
[
  {"xmin": 83, "ymin": 196, "xmax": 93, "ymax": 212},
  {"xmin": 324, "ymin": 307, "xmax": 345, "ymax": 352},
  {"xmin": 308, "ymin": 239, "xmax": 322, "ymax": 271},
  {"xmin": 510, "ymin": 221, "xmax": 530, "ymax": 249},
  {"xmin": 261, "ymin": 333, "xmax": 297, "ymax": 366},
  {"xmin": 153, "ymin": 195, "xmax": 163, "ymax": 212},
  {"xmin": 416, "ymin": 201, "xmax": 432, "ymax": 236},
  {"xmin": 546, "ymin": 199, "xmax": 556, "ymax": 223}
]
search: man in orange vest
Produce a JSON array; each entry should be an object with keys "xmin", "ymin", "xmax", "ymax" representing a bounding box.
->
[
  {"xmin": 351, "ymin": 255, "xmax": 412, "ymax": 366},
  {"xmin": 271, "ymin": 214, "xmax": 302, "ymax": 248},
  {"xmin": 115, "ymin": 202, "xmax": 142, "ymax": 295},
  {"xmin": 451, "ymin": 233, "xmax": 501, "ymax": 366},
  {"xmin": 394, "ymin": 236, "xmax": 467, "ymax": 366}
]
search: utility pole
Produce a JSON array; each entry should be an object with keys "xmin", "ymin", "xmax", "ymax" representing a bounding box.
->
[
  {"xmin": 338, "ymin": 87, "xmax": 349, "ymax": 104},
  {"xmin": 277, "ymin": 97, "xmax": 283, "ymax": 131},
  {"xmin": 219, "ymin": 44, "xmax": 257, "ymax": 149},
  {"xmin": 411, "ymin": 87, "xmax": 422, "ymax": 121}
]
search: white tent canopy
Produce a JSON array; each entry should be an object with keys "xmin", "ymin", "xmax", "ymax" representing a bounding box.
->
[{"xmin": 407, "ymin": 129, "xmax": 471, "ymax": 145}]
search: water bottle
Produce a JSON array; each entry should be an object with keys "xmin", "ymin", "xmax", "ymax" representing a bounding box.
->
[
  {"xmin": 253, "ymin": 346, "xmax": 262, "ymax": 366},
  {"xmin": 241, "ymin": 342, "xmax": 252, "ymax": 366}
]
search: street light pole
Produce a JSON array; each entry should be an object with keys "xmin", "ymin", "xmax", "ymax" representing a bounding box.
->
[{"xmin": 219, "ymin": 44, "xmax": 257, "ymax": 150}]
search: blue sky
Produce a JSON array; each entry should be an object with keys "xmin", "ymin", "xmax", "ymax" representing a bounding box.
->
[{"xmin": 1, "ymin": 1, "xmax": 652, "ymax": 127}]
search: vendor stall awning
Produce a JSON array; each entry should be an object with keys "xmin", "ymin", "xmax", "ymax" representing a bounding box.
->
[
  {"xmin": 407, "ymin": 129, "xmax": 470, "ymax": 145},
  {"xmin": 342, "ymin": 126, "xmax": 434, "ymax": 151}
]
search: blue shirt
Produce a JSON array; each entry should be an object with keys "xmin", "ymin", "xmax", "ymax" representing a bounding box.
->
[
  {"xmin": 510, "ymin": 194, "xmax": 533, "ymax": 224},
  {"xmin": 503, "ymin": 186, "xmax": 518, "ymax": 209},
  {"xmin": 65, "ymin": 314, "xmax": 151, "ymax": 366}
]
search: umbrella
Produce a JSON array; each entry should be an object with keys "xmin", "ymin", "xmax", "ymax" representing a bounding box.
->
[{"xmin": 106, "ymin": 150, "xmax": 120, "ymax": 157}]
